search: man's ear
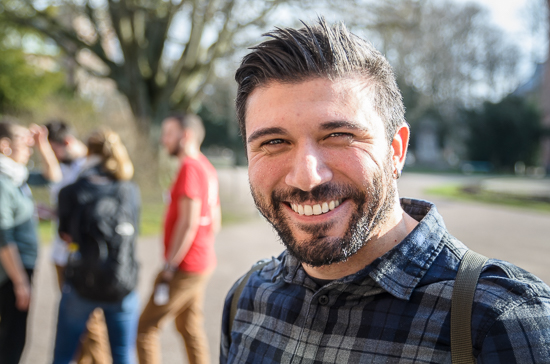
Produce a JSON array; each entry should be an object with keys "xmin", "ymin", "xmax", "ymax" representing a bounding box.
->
[
  {"xmin": 0, "ymin": 137, "xmax": 11, "ymax": 151},
  {"xmin": 391, "ymin": 124, "xmax": 410, "ymax": 172},
  {"xmin": 182, "ymin": 128, "xmax": 196, "ymax": 144}
]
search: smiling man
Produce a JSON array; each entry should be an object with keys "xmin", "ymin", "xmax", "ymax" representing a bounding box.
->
[{"xmin": 220, "ymin": 19, "xmax": 550, "ymax": 363}]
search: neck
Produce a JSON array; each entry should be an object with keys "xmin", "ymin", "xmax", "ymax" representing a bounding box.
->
[
  {"xmin": 302, "ymin": 202, "xmax": 419, "ymax": 280},
  {"xmin": 178, "ymin": 143, "xmax": 200, "ymax": 160}
]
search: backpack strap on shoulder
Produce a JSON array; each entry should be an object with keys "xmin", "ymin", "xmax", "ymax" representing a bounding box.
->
[
  {"xmin": 451, "ymin": 250, "xmax": 488, "ymax": 364},
  {"xmin": 229, "ymin": 259, "xmax": 271, "ymax": 342}
]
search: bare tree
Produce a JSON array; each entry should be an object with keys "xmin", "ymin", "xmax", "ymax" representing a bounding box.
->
[
  {"xmin": 331, "ymin": 0, "xmax": 522, "ymax": 161},
  {"xmin": 0, "ymin": 0, "xmax": 287, "ymax": 135},
  {"xmin": 348, "ymin": 0, "xmax": 520, "ymax": 111}
]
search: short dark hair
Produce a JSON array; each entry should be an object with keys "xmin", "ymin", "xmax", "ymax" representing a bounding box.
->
[
  {"xmin": 45, "ymin": 119, "xmax": 74, "ymax": 144},
  {"xmin": 0, "ymin": 119, "xmax": 18, "ymax": 140},
  {"xmin": 167, "ymin": 113, "xmax": 205, "ymax": 145},
  {"xmin": 235, "ymin": 18, "xmax": 405, "ymax": 145}
]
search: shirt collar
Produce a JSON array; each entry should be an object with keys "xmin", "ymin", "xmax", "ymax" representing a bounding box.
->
[
  {"xmin": 279, "ymin": 198, "xmax": 448, "ymax": 300},
  {"xmin": 366, "ymin": 198, "xmax": 447, "ymax": 300}
]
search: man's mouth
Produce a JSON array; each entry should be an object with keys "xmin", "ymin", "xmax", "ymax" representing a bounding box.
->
[{"xmin": 289, "ymin": 199, "xmax": 342, "ymax": 216}]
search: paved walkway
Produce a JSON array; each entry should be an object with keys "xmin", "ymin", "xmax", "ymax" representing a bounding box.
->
[{"xmin": 19, "ymin": 173, "xmax": 550, "ymax": 363}]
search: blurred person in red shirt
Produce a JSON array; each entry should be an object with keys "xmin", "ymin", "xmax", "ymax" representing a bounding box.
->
[{"xmin": 137, "ymin": 113, "xmax": 221, "ymax": 364}]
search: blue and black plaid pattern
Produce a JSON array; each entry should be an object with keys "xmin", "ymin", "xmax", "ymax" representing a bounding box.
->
[{"xmin": 221, "ymin": 199, "xmax": 550, "ymax": 363}]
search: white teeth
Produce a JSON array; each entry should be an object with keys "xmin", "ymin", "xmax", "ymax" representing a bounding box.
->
[
  {"xmin": 291, "ymin": 199, "xmax": 342, "ymax": 216},
  {"xmin": 312, "ymin": 204, "xmax": 322, "ymax": 215}
]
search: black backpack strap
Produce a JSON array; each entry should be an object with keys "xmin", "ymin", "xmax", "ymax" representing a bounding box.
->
[
  {"xmin": 451, "ymin": 250, "xmax": 488, "ymax": 364},
  {"xmin": 229, "ymin": 259, "xmax": 271, "ymax": 343}
]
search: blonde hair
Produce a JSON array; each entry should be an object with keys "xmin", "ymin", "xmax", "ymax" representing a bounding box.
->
[{"xmin": 87, "ymin": 128, "xmax": 134, "ymax": 181}]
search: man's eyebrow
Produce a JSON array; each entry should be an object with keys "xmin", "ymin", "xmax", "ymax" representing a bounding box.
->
[
  {"xmin": 320, "ymin": 120, "xmax": 367, "ymax": 131},
  {"xmin": 247, "ymin": 127, "xmax": 288, "ymax": 144}
]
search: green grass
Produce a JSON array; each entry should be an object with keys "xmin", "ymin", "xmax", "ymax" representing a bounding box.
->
[
  {"xmin": 140, "ymin": 203, "xmax": 165, "ymax": 237},
  {"xmin": 426, "ymin": 184, "xmax": 550, "ymax": 213},
  {"xmin": 38, "ymin": 220, "xmax": 56, "ymax": 245}
]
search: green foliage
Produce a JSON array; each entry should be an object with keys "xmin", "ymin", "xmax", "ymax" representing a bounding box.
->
[
  {"xmin": 199, "ymin": 104, "xmax": 245, "ymax": 163},
  {"xmin": 0, "ymin": 47, "xmax": 65, "ymax": 113},
  {"xmin": 0, "ymin": 18, "xmax": 65, "ymax": 113},
  {"xmin": 197, "ymin": 78, "xmax": 246, "ymax": 165},
  {"xmin": 463, "ymin": 96, "xmax": 541, "ymax": 170}
]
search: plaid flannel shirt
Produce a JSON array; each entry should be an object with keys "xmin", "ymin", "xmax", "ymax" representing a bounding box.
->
[{"xmin": 221, "ymin": 199, "xmax": 550, "ymax": 363}]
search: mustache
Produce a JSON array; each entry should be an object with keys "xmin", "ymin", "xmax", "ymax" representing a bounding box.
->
[{"xmin": 271, "ymin": 183, "xmax": 364, "ymax": 204}]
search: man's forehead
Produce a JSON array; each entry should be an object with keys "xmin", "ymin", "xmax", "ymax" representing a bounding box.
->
[
  {"xmin": 245, "ymin": 77, "xmax": 379, "ymax": 131},
  {"xmin": 12, "ymin": 127, "xmax": 30, "ymax": 138},
  {"xmin": 162, "ymin": 118, "xmax": 182, "ymax": 130}
]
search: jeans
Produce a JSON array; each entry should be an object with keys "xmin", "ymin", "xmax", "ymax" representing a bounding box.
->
[
  {"xmin": 52, "ymin": 285, "xmax": 139, "ymax": 364},
  {"xmin": 54, "ymin": 264, "xmax": 112, "ymax": 364}
]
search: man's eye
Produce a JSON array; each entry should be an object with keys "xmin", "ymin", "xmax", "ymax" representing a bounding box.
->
[
  {"xmin": 260, "ymin": 139, "xmax": 288, "ymax": 154},
  {"xmin": 328, "ymin": 132, "xmax": 352, "ymax": 138},
  {"xmin": 325, "ymin": 132, "xmax": 354, "ymax": 142},
  {"xmin": 263, "ymin": 139, "xmax": 284, "ymax": 145}
]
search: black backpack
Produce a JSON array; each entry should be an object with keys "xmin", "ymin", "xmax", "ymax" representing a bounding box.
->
[{"xmin": 65, "ymin": 179, "xmax": 139, "ymax": 302}]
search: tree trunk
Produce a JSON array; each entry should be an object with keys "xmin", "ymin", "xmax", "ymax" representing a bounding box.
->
[{"xmin": 542, "ymin": 0, "xmax": 550, "ymax": 173}]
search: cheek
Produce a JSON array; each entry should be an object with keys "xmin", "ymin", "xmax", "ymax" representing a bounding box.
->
[
  {"xmin": 248, "ymin": 158, "xmax": 287, "ymax": 193},
  {"xmin": 13, "ymin": 143, "xmax": 28, "ymax": 155},
  {"xmin": 328, "ymin": 148, "xmax": 385, "ymax": 186}
]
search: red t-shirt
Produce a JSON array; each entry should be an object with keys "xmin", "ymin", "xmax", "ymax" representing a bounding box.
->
[{"xmin": 163, "ymin": 154, "xmax": 219, "ymax": 273}]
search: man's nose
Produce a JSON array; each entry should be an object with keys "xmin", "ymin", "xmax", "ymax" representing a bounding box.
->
[{"xmin": 285, "ymin": 143, "xmax": 332, "ymax": 191}]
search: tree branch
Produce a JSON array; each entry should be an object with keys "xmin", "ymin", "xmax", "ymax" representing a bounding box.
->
[{"xmin": 3, "ymin": 5, "xmax": 119, "ymax": 75}]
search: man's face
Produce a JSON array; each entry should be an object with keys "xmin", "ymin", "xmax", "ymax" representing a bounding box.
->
[
  {"xmin": 49, "ymin": 140, "xmax": 70, "ymax": 164},
  {"xmin": 161, "ymin": 118, "xmax": 184, "ymax": 157},
  {"xmin": 245, "ymin": 78, "xmax": 398, "ymax": 267},
  {"xmin": 5, "ymin": 127, "xmax": 34, "ymax": 165}
]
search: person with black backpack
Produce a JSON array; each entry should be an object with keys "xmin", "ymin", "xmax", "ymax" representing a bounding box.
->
[{"xmin": 52, "ymin": 128, "xmax": 141, "ymax": 364}]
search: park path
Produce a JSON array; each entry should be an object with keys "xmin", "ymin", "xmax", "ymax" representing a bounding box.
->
[{"xmin": 20, "ymin": 172, "xmax": 550, "ymax": 363}]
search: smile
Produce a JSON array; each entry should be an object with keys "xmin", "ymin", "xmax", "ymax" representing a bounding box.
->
[{"xmin": 290, "ymin": 199, "xmax": 342, "ymax": 216}]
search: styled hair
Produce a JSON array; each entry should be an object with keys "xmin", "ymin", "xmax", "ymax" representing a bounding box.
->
[
  {"xmin": 0, "ymin": 120, "xmax": 18, "ymax": 140},
  {"xmin": 87, "ymin": 128, "xmax": 134, "ymax": 181},
  {"xmin": 235, "ymin": 18, "xmax": 406, "ymax": 145},
  {"xmin": 168, "ymin": 113, "xmax": 205, "ymax": 145},
  {"xmin": 45, "ymin": 119, "xmax": 74, "ymax": 144}
]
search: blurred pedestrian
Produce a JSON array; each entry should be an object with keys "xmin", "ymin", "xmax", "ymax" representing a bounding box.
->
[
  {"xmin": 52, "ymin": 128, "xmax": 140, "ymax": 364},
  {"xmin": 0, "ymin": 119, "xmax": 61, "ymax": 364},
  {"xmin": 45, "ymin": 120, "xmax": 111, "ymax": 364},
  {"xmin": 136, "ymin": 114, "xmax": 220, "ymax": 364},
  {"xmin": 45, "ymin": 120, "xmax": 88, "ymax": 288}
]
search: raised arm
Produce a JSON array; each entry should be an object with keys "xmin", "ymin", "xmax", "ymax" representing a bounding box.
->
[{"xmin": 29, "ymin": 124, "xmax": 62, "ymax": 182}]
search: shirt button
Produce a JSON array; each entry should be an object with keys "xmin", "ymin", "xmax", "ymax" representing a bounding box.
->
[{"xmin": 318, "ymin": 295, "xmax": 329, "ymax": 305}]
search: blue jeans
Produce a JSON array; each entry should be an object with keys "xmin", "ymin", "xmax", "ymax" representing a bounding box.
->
[{"xmin": 52, "ymin": 285, "xmax": 139, "ymax": 364}]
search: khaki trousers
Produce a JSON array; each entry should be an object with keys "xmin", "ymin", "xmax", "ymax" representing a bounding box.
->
[
  {"xmin": 136, "ymin": 270, "xmax": 211, "ymax": 364},
  {"xmin": 55, "ymin": 264, "xmax": 112, "ymax": 364}
]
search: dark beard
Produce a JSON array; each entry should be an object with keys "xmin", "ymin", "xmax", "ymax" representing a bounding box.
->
[
  {"xmin": 250, "ymin": 158, "xmax": 396, "ymax": 267},
  {"xmin": 169, "ymin": 143, "xmax": 181, "ymax": 157},
  {"xmin": 60, "ymin": 156, "xmax": 75, "ymax": 165}
]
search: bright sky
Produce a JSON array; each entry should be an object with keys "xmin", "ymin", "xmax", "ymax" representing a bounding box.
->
[
  {"xmin": 468, "ymin": 0, "xmax": 529, "ymax": 33},
  {"xmin": 458, "ymin": 0, "xmax": 546, "ymax": 81}
]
